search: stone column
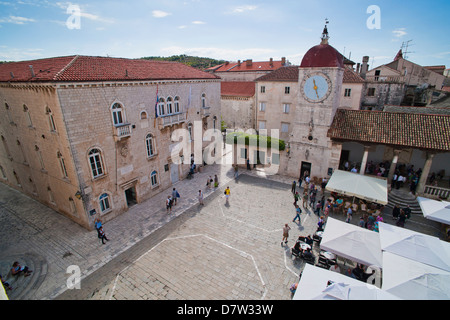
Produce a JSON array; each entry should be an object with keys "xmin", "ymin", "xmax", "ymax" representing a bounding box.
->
[
  {"xmin": 417, "ymin": 152, "xmax": 435, "ymax": 195},
  {"xmin": 388, "ymin": 149, "xmax": 401, "ymax": 184},
  {"xmin": 359, "ymin": 146, "xmax": 370, "ymax": 175}
]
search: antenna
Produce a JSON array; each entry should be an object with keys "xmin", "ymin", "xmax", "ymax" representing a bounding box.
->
[{"xmin": 401, "ymin": 40, "xmax": 415, "ymax": 59}]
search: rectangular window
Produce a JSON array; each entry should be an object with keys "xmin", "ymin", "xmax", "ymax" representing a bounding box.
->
[
  {"xmin": 259, "ymin": 102, "xmax": 266, "ymax": 112},
  {"xmin": 367, "ymin": 88, "xmax": 376, "ymax": 96},
  {"xmin": 344, "ymin": 88, "xmax": 352, "ymax": 97},
  {"xmin": 258, "ymin": 121, "xmax": 266, "ymax": 130},
  {"xmin": 272, "ymin": 153, "xmax": 280, "ymax": 165},
  {"xmin": 89, "ymin": 153, "xmax": 104, "ymax": 178},
  {"xmin": 260, "ymin": 86, "xmax": 266, "ymax": 93},
  {"xmin": 283, "ymin": 103, "xmax": 290, "ymax": 113},
  {"xmin": 99, "ymin": 194, "xmax": 110, "ymax": 213},
  {"xmin": 285, "ymin": 87, "xmax": 290, "ymax": 94},
  {"xmin": 281, "ymin": 123, "xmax": 289, "ymax": 133}
]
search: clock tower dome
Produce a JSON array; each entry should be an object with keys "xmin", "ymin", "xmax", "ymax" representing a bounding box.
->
[{"xmin": 286, "ymin": 21, "xmax": 344, "ymax": 180}]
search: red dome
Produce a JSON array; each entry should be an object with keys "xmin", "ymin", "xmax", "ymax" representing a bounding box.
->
[{"xmin": 300, "ymin": 44, "xmax": 344, "ymax": 68}]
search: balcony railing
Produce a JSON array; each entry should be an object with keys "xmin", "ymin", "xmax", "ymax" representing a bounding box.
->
[
  {"xmin": 202, "ymin": 106, "xmax": 211, "ymax": 118},
  {"xmin": 113, "ymin": 123, "xmax": 132, "ymax": 140},
  {"xmin": 423, "ymin": 185, "xmax": 450, "ymax": 200},
  {"xmin": 365, "ymin": 75, "xmax": 405, "ymax": 83},
  {"xmin": 158, "ymin": 112, "xmax": 187, "ymax": 129}
]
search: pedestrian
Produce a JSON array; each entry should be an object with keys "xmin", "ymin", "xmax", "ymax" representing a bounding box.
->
[
  {"xmin": 359, "ymin": 216, "xmax": 365, "ymax": 228},
  {"xmin": 346, "ymin": 206, "xmax": 352, "ymax": 223},
  {"xmin": 315, "ymin": 201, "xmax": 321, "ymax": 216},
  {"xmin": 392, "ymin": 204, "xmax": 400, "ymax": 220},
  {"xmin": 0, "ymin": 274, "xmax": 12, "ymax": 291},
  {"xmin": 302, "ymin": 191, "xmax": 308, "ymax": 208},
  {"xmin": 214, "ymin": 175, "xmax": 219, "ymax": 188},
  {"xmin": 318, "ymin": 216, "xmax": 325, "ymax": 230},
  {"xmin": 291, "ymin": 180, "xmax": 296, "ymax": 194},
  {"xmin": 94, "ymin": 216, "xmax": 102, "ymax": 231},
  {"xmin": 234, "ymin": 165, "xmax": 239, "ymax": 179},
  {"xmin": 97, "ymin": 226, "xmax": 109, "ymax": 244},
  {"xmin": 198, "ymin": 189, "xmax": 204, "ymax": 205},
  {"xmin": 224, "ymin": 186, "xmax": 230, "ymax": 204},
  {"xmin": 172, "ymin": 188, "xmax": 179, "ymax": 206},
  {"xmin": 281, "ymin": 223, "xmax": 291, "ymax": 246},
  {"xmin": 396, "ymin": 210, "xmax": 406, "ymax": 228},
  {"xmin": 166, "ymin": 195, "xmax": 173, "ymax": 213},
  {"xmin": 293, "ymin": 204, "xmax": 302, "ymax": 224},
  {"xmin": 293, "ymin": 192, "xmax": 300, "ymax": 206},
  {"xmin": 246, "ymin": 158, "xmax": 251, "ymax": 170},
  {"xmin": 309, "ymin": 191, "xmax": 316, "ymax": 208}
]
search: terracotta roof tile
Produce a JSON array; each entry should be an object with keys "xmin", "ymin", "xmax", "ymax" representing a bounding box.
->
[
  {"xmin": 213, "ymin": 60, "xmax": 285, "ymax": 73},
  {"xmin": 328, "ymin": 109, "xmax": 450, "ymax": 151},
  {"xmin": 221, "ymin": 81, "xmax": 255, "ymax": 97},
  {"xmin": 343, "ymin": 66, "xmax": 365, "ymax": 83},
  {"xmin": 256, "ymin": 66, "xmax": 299, "ymax": 82},
  {"xmin": 0, "ymin": 55, "xmax": 219, "ymax": 82}
]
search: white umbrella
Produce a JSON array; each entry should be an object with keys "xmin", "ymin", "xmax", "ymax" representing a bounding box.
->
[
  {"xmin": 325, "ymin": 170, "xmax": 388, "ymax": 205},
  {"xmin": 378, "ymin": 222, "xmax": 450, "ymax": 272},
  {"xmin": 417, "ymin": 196, "xmax": 450, "ymax": 225},
  {"xmin": 382, "ymin": 252, "xmax": 450, "ymax": 300},
  {"xmin": 320, "ymin": 217, "xmax": 383, "ymax": 268}
]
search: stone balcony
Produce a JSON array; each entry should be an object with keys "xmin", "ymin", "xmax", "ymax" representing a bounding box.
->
[
  {"xmin": 113, "ymin": 123, "xmax": 132, "ymax": 141},
  {"xmin": 201, "ymin": 106, "xmax": 211, "ymax": 118},
  {"xmin": 158, "ymin": 112, "xmax": 187, "ymax": 129}
]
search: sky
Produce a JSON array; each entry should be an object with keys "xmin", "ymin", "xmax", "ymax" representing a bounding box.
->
[{"xmin": 0, "ymin": 0, "xmax": 449, "ymax": 70}]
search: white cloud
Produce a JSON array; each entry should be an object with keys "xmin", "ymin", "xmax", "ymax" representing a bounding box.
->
[
  {"xmin": 192, "ymin": 20, "xmax": 206, "ymax": 25},
  {"xmin": 232, "ymin": 5, "xmax": 258, "ymax": 13},
  {"xmin": 0, "ymin": 15, "xmax": 35, "ymax": 24},
  {"xmin": 152, "ymin": 10, "xmax": 172, "ymax": 18},
  {"xmin": 392, "ymin": 28, "xmax": 407, "ymax": 38}
]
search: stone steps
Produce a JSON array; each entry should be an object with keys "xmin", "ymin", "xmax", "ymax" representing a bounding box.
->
[{"xmin": 386, "ymin": 189, "xmax": 422, "ymax": 215}]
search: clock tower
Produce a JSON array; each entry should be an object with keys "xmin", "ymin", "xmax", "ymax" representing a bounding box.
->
[{"xmin": 286, "ymin": 22, "xmax": 344, "ymax": 180}]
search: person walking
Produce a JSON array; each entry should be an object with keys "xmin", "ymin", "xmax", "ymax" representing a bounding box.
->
[
  {"xmin": 293, "ymin": 204, "xmax": 302, "ymax": 224},
  {"xmin": 198, "ymin": 190, "xmax": 204, "ymax": 205},
  {"xmin": 166, "ymin": 195, "xmax": 173, "ymax": 214},
  {"xmin": 97, "ymin": 226, "xmax": 109, "ymax": 244},
  {"xmin": 346, "ymin": 206, "xmax": 353, "ymax": 223},
  {"xmin": 293, "ymin": 192, "xmax": 300, "ymax": 206},
  {"xmin": 172, "ymin": 188, "xmax": 179, "ymax": 206},
  {"xmin": 291, "ymin": 181, "xmax": 296, "ymax": 194},
  {"xmin": 224, "ymin": 186, "xmax": 230, "ymax": 204},
  {"xmin": 214, "ymin": 175, "xmax": 219, "ymax": 188},
  {"xmin": 282, "ymin": 223, "xmax": 291, "ymax": 246}
]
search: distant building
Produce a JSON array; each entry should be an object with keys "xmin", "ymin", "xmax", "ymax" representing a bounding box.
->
[
  {"xmin": 0, "ymin": 55, "xmax": 220, "ymax": 229},
  {"xmin": 207, "ymin": 58, "xmax": 288, "ymax": 81}
]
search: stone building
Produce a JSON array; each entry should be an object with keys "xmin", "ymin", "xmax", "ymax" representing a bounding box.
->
[{"xmin": 0, "ymin": 55, "xmax": 220, "ymax": 229}]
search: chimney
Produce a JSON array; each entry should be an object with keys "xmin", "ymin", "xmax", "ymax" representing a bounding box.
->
[
  {"xmin": 10, "ymin": 72, "xmax": 14, "ymax": 79},
  {"xmin": 356, "ymin": 63, "xmax": 361, "ymax": 74},
  {"xmin": 281, "ymin": 57, "xmax": 286, "ymax": 66},
  {"xmin": 237, "ymin": 60, "xmax": 241, "ymax": 66},
  {"xmin": 360, "ymin": 56, "xmax": 369, "ymax": 79},
  {"xmin": 29, "ymin": 65, "xmax": 35, "ymax": 78},
  {"xmin": 246, "ymin": 59, "xmax": 252, "ymax": 67},
  {"xmin": 269, "ymin": 58, "xmax": 273, "ymax": 67}
]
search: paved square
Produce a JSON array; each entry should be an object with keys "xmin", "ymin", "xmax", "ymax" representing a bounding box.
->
[{"xmin": 91, "ymin": 174, "xmax": 320, "ymax": 300}]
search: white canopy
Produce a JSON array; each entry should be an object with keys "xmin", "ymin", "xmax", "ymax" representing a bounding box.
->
[
  {"xmin": 325, "ymin": 170, "xmax": 388, "ymax": 205},
  {"xmin": 320, "ymin": 217, "xmax": 383, "ymax": 268},
  {"xmin": 382, "ymin": 251, "xmax": 450, "ymax": 300},
  {"xmin": 417, "ymin": 196, "xmax": 450, "ymax": 225},
  {"xmin": 293, "ymin": 264, "xmax": 400, "ymax": 300},
  {"xmin": 378, "ymin": 222, "xmax": 450, "ymax": 272}
]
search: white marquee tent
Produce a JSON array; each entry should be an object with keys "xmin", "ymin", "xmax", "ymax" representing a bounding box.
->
[
  {"xmin": 417, "ymin": 196, "xmax": 450, "ymax": 225},
  {"xmin": 382, "ymin": 251, "xmax": 450, "ymax": 300},
  {"xmin": 319, "ymin": 217, "xmax": 383, "ymax": 268},
  {"xmin": 325, "ymin": 170, "xmax": 388, "ymax": 205},
  {"xmin": 293, "ymin": 264, "xmax": 400, "ymax": 300},
  {"xmin": 378, "ymin": 222, "xmax": 450, "ymax": 272}
]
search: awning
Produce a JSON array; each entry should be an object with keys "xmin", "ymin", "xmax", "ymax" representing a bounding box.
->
[
  {"xmin": 325, "ymin": 170, "xmax": 388, "ymax": 205},
  {"xmin": 417, "ymin": 196, "xmax": 450, "ymax": 225}
]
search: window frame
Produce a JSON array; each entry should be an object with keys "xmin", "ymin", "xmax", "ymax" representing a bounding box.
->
[
  {"xmin": 99, "ymin": 193, "xmax": 111, "ymax": 214},
  {"xmin": 88, "ymin": 148, "xmax": 105, "ymax": 179},
  {"xmin": 111, "ymin": 102, "xmax": 125, "ymax": 126},
  {"xmin": 145, "ymin": 133, "xmax": 156, "ymax": 158},
  {"xmin": 150, "ymin": 170, "xmax": 159, "ymax": 187}
]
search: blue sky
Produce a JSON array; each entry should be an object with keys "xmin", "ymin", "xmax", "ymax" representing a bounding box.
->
[{"xmin": 0, "ymin": 0, "xmax": 449, "ymax": 69}]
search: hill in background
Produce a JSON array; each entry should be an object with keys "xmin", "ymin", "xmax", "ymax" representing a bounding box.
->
[{"xmin": 141, "ymin": 54, "xmax": 226, "ymax": 70}]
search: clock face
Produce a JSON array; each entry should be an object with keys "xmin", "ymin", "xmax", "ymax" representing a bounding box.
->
[{"xmin": 302, "ymin": 73, "xmax": 332, "ymax": 103}]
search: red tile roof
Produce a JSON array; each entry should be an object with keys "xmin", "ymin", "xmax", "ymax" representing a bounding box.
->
[
  {"xmin": 328, "ymin": 109, "xmax": 450, "ymax": 151},
  {"xmin": 256, "ymin": 66, "xmax": 299, "ymax": 82},
  {"xmin": 0, "ymin": 55, "xmax": 219, "ymax": 82},
  {"xmin": 211, "ymin": 59, "xmax": 285, "ymax": 73},
  {"xmin": 221, "ymin": 81, "xmax": 255, "ymax": 97},
  {"xmin": 343, "ymin": 66, "xmax": 365, "ymax": 83}
]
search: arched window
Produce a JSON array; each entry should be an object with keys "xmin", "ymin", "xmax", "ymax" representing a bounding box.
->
[
  {"xmin": 99, "ymin": 193, "xmax": 111, "ymax": 213},
  {"xmin": 158, "ymin": 98, "xmax": 165, "ymax": 117},
  {"xmin": 146, "ymin": 133, "xmax": 156, "ymax": 157},
  {"xmin": 174, "ymin": 96, "xmax": 180, "ymax": 113},
  {"xmin": 88, "ymin": 148, "xmax": 104, "ymax": 178},
  {"xmin": 23, "ymin": 104, "xmax": 33, "ymax": 127},
  {"xmin": 46, "ymin": 106, "xmax": 57, "ymax": 132},
  {"xmin": 111, "ymin": 103, "xmax": 124, "ymax": 126},
  {"xmin": 201, "ymin": 93, "xmax": 206, "ymax": 108},
  {"xmin": 140, "ymin": 111, "xmax": 148, "ymax": 120},
  {"xmin": 150, "ymin": 170, "xmax": 158, "ymax": 187},
  {"xmin": 166, "ymin": 97, "xmax": 173, "ymax": 115}
]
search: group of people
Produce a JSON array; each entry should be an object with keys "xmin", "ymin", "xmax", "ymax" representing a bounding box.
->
[
  {"xmin": 166, "ymin": 187, "xmax": 181, "ymax": 214},
  {"xmin": 1, "ymin": 261, "xmax": 33, "ymax": 292},
  {"xmin": 392, "ymin": 204, "xmax": 411, "ymax": 228},
  {"xmin": 392, "ymin": 165, "xmax": 422, "ymax": 195}
]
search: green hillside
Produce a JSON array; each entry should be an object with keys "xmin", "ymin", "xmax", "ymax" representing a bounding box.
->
[{"xmin": 141, "ymin": 54, "xmax": 226, "ymax": 70}]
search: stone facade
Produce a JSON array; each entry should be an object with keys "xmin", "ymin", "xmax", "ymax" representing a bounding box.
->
[{"xmin": 0, "ymin": 58, "xmax": 220, "ymax": 230}]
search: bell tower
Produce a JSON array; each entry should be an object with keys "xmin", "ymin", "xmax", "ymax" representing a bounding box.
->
[{"xmin": 286, "ymin": 21, "xmax": 344, "ymax": 180}]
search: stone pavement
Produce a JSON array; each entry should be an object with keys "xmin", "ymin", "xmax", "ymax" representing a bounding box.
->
[{"xmin": 0, "ymin": 160, "xmax": 445, "ymax": 300}]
